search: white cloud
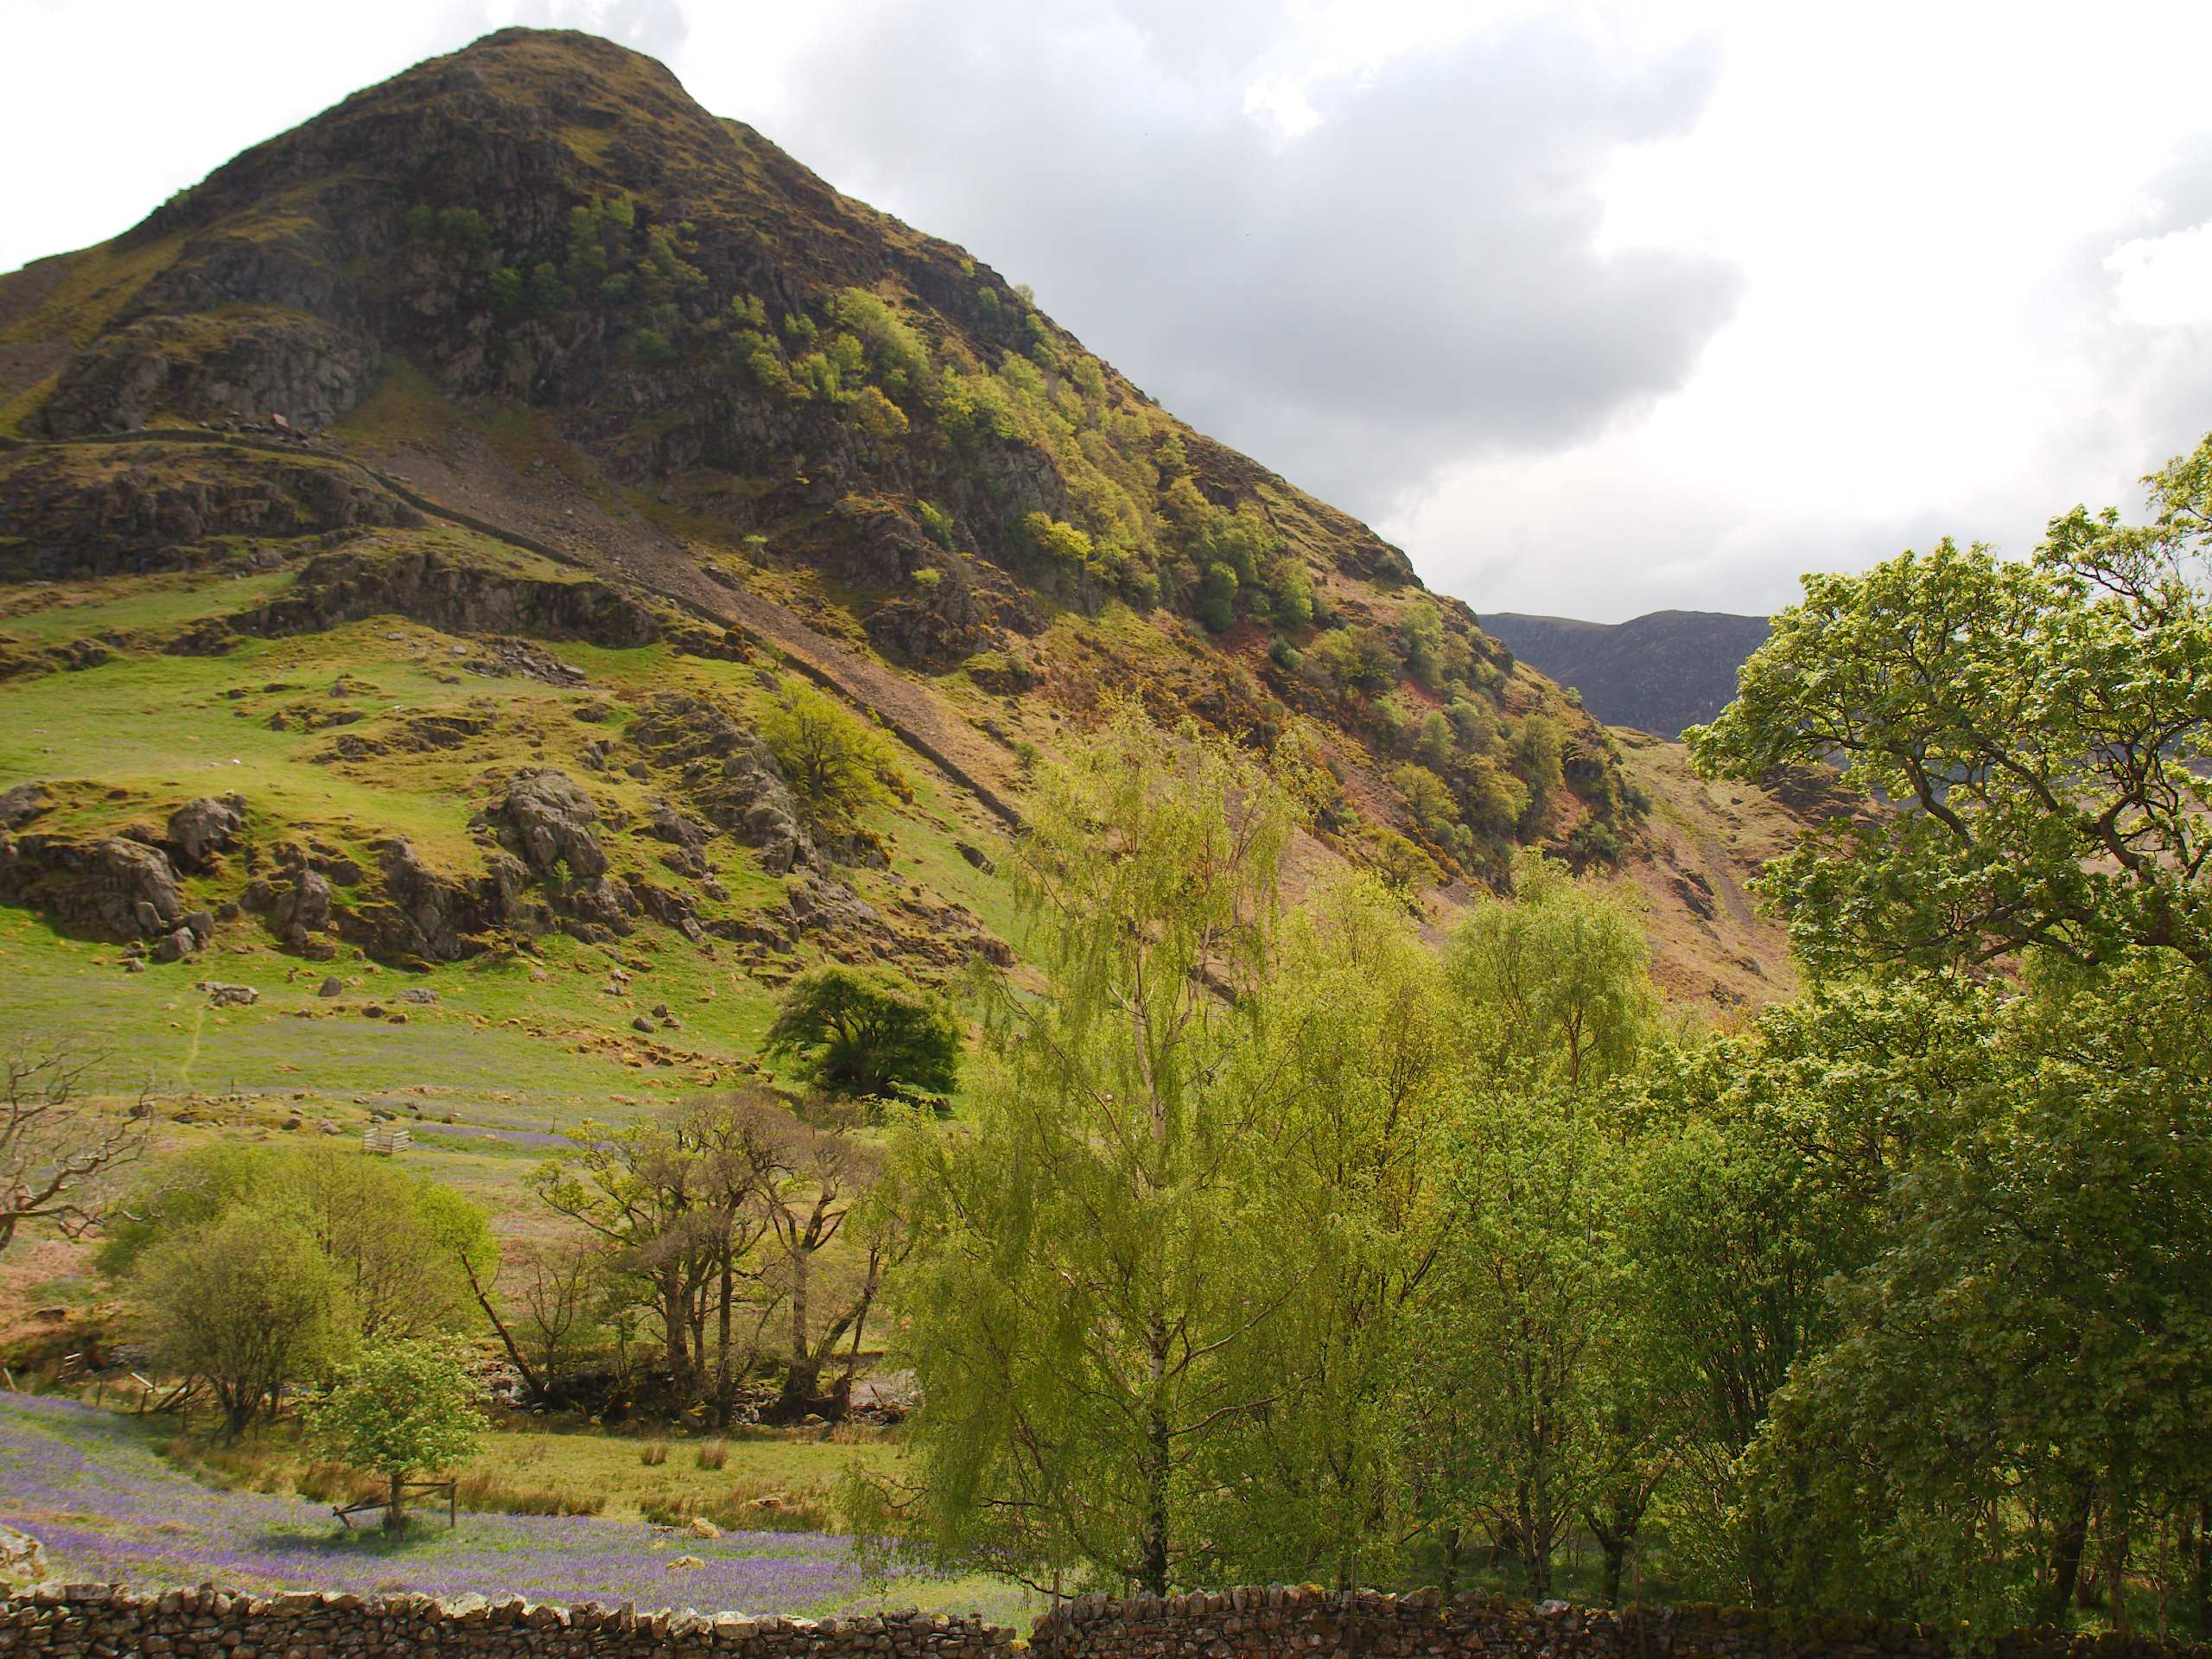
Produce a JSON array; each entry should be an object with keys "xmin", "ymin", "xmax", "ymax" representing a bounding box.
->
[{"xmin": 2106, "ymin": 224, "xmax": 2212, "ymax": 329}]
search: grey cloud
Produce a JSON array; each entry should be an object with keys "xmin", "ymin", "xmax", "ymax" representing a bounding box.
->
[{"xmin": 763, "ymin": 1, "xmax": 1741, "ymax": 521}]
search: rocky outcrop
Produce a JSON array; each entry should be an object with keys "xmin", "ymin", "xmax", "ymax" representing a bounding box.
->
[
  {"xmin": 490, "ymin": 770, "xmax": 610, "ymax": 881},
  {"xmin": 242, "ymin": 861, "xmax": 336, "ymax": 956},
  {"xmin": 241, "ymin": 546, "xmax": 665, "ymax": 646},
  {"xmin": 626, "ymin": 695, "xmax": 812, "ymax": 874},
  {"xmin": 164, "ymin": 795, "xmax": 245, "ymax": 871},
  {"xmin": 0, "ymin": 443, "xmax": 419, "ymax": 582},
  {"xmin": 562, "ymin": 873, "xmax": 639, "ymax": 943},
  {"xmin": 39, "ymin": 307, "xmax": 372, "ymax": 437},
  {"xmin": 0, "ymin": 833, "xmax": 185, "ymax": 940},
  {"xmin": 0, "ymin": 783, "xmax": 53, "ymax": 830},
  {"xmin": 646, "ymin": 800, "xmax": 715, "ymax": 880},
  {"xmin": 338, "ymin": 836, "xmax": 509, "ymax": 963}
]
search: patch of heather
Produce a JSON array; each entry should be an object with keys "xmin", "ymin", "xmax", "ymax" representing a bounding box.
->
[{"xmin": 0, "ymin": 1393, "xmax": 946, "ymax": 1617}]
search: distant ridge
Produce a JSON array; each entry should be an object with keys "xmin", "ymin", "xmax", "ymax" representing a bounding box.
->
[{"xmin": 1480, "ymin": 609, "xmax": 1770, "ymax": 738}]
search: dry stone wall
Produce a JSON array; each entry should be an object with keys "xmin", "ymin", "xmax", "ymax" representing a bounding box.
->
[
  {"xmin": 1026, "ymin": 1586, "xmax": 2212, "ymax": 1659},
  {"xmin": 0, "ymin": 1585, "xmax": 1014, "ymax": 1659},
  {"xmin": 4, "ymin": 1584, "xmax": 2209, "ymax": 1659}
]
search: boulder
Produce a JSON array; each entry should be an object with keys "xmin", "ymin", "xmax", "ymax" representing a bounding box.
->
[
  {"xmin": 0, "ymin": 782, "xmax": 54, "ymax": 830},
  {"xmin": 0, "ymin": 833, "xmax": 184, "ymax": 939},
  {"xmin": 490, "ymin": 770, "xmax": 609, "ymax": 881},
  {"xmin": 316, "ymin": 976, "xmax": 343, "ymax": 997},
  {"xmin": 165, "ymin": 794, "xmax": 245, "ymax": 870},
  {"xmin": 198, "ymin": 981, "xmax": 259, "ymax": 1007}
]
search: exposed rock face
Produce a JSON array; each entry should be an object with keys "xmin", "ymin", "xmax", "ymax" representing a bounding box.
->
[
  {"xmin": 342, "ymin": 836, "xmax": 504, "ymax": 963},
  {"xmin": 39, "ymin": 308, "xmax": 372, "ymax": 436},
  {"xmin": 242, "ymin": 547, "xmax": 667, "ymax": 648},
  {"xmin": 0, "ymin": 833, "xmax": 184, "ymax": 939},
  {"xmin": 626, "ymin": 695, "xmax": 812, "ymax": 874},
  {"xmin": 492, "ymin": 770, "xmax": 610, "ymax": 880},
  {"xmin": 647, "ymin": 799, "xmax": 713, "ymax": 879},
  {"xmin": 166, "ymin": 794, "xmax": 245, "ymax": 870},
  {"xmin": 0, "ymin": 444, "xmax": 419, "ymax": 582},
  {"xmin": 563, "ymin": 872, "xmax": 639, "ymax": 942}
]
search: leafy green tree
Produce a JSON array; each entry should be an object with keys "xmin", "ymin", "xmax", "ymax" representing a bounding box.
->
[
  {"xmin": 1022, "ymin": 512, "xmax": 1096, "ymax": 566},
  {"xmin": 136, "ymin": 1205, "xmax": 350, "ymax": 1437},
  {"xmin": 1271, "ymin": 563, "xmax": 1315, "ymax": 631},
  {"xmin": 1418, "ymin": 857, "xmax": 1660, "ymax": 1596},
  {"xmin": 760, "ymin": 683, "xmax": 900, "ymax": 840},
  {"xmin": 1399, "ymin": 602, "xmax": 1447, "ymax": 690},
  {"xmin": 1689, "ymin": 433, "xmax": 2212, "ymax": 979},
  {"xmin": 1390, "ymin": 762, "xmax": 1457, "ymax": 842},
  {"xmin": 1427, "ymin": 1090, "xmax": 1626, "ymax": 1598},
  {"xmin": 105, "ymin": 1145, "xmax": 491, "ymax": 1343},
  {"xmin": 1745, "ymin": 958, "xmax": 2212, "ymax": 1632},
  {"xmin": 1451, "ymin": 853, "xmax": 1655, "ymax": 1088},
  {"xmin": 1626, "ymin": 978, "xmax": 1987, "ymax": 1601},
  {"xmin": 1217, "ymin": 877, "xmax": 1461, "ymax": 1586},
  {"xmin": 532, "ymin": 1095, "xmax": 785, "ymax": 1409},
  {"xmin": 306, "ymin": 1337, "xmax": 483, "ymax": 1529},
  {"xmin": 1196, "ymin": 560, "xmax": 1239, "ymax": 631},
  {"xmin": 763, "ymin": 965, "xmax": 961, "ymax": 1100},
  {"xmin": 854, "ymin": 711, "xmax": 1293, "ymax": 1594}
]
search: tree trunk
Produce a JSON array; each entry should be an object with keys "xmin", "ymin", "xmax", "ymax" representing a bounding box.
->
[
  {"xmin": 2190, "ymin": 1498, "xmax": 2209, "ymax": 1638},
  {"xmin": 660, "ymin": 1281, "xmax": 691, "ymax": 1393},
  {"xmin": 1141, "ymin": 1322, "xmax": 1171, "ymax": 1595},
  {"xmin": 463, "ymin": 1253, "xmax": 543, "ymax": 1401},
  {"xmin": 385, "ymin": 1471, "xmax": 405, "ymax": 1532},
  {"xmin": 775, "ymin": 1247, "xmax": 819, "ymax": 1415},
  {"xmin": 2102, "ymin": 1502, "xmax": 2134, "ymax": 1637},
  {"xmin": 1599, "ymin": 1535, "xmax": 1627, "ymax": 1608},
  {"xmin": 2041, "ymin": 1486, "xmax": 2094, "ymax": 1626},
  {"xmin": 1518, "ymin": 1487, "xmax": 1551, "ymax": 1599},
  {"xmin": 1439, "ymin": 1523, "xmax": 1462, "ymax": 1601}
]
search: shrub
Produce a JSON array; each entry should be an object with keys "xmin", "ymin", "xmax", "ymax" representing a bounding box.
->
[
  {"xmin": 639, "ymin": 1440, "xmax": 670, "ymax": 1467},
  {"xmin": 852, "ymin": 385, "xmax": 910, "ymax": 439},
  {"xmin": 1196, "ymin": 562, "xmax": 1239, "ymax": 632},
  {"xmin": 696, "ymin": 1439, "xmax": 728, "ymax": 1471},
  {"xmin": 1023, "ymin": 512, "xmax": 1095, "ymax": 566},
  {"xmin": 1272, "ymin": 566, "xmax": 1315, "ymax": 631}
]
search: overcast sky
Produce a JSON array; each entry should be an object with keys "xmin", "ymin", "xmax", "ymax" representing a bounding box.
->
[{"xmin": 10, "ymin": 0, "xmax": 2212, "ymax": 621}]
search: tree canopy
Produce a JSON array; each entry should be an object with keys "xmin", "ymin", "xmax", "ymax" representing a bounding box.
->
[{"xmin": 763, "ymin": 964, "xmax": 962, "ymax": 1100}]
